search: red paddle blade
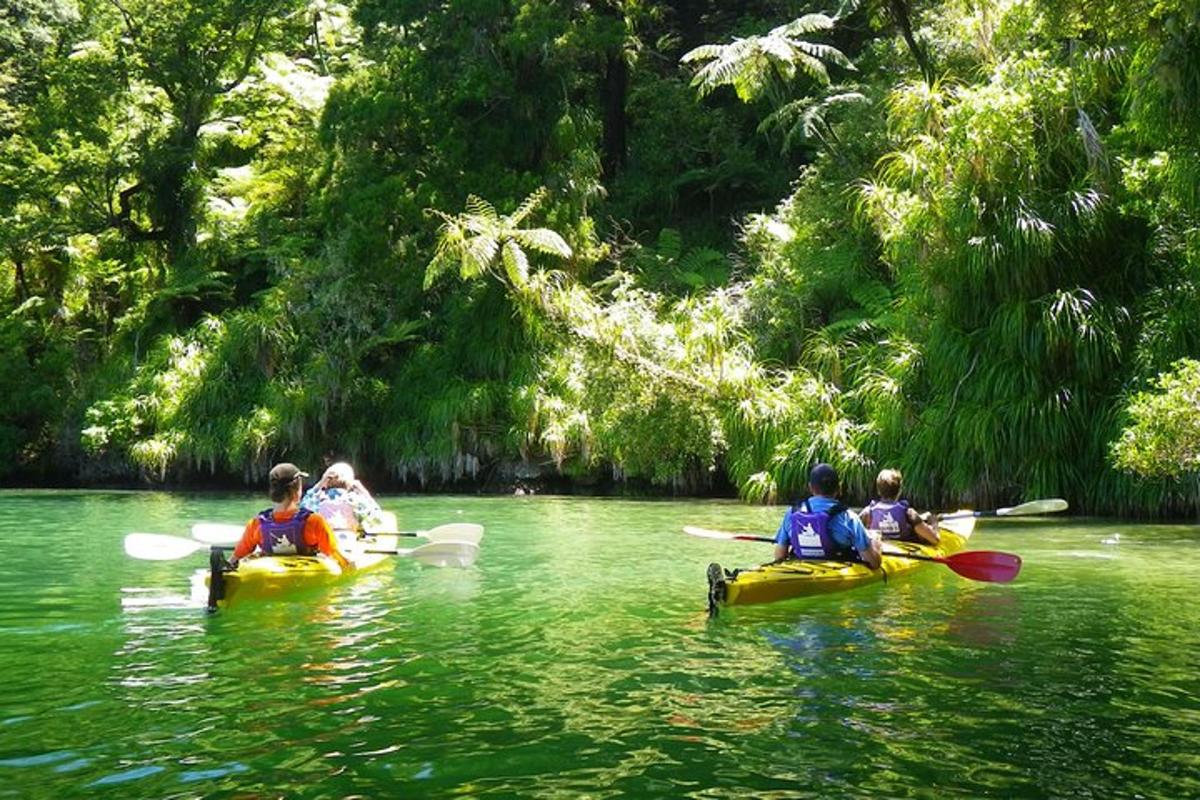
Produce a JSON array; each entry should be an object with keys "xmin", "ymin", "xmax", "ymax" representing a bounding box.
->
[{"xmin": 940, "ymin": 550, "xmax": 1022, "ymax": 583}]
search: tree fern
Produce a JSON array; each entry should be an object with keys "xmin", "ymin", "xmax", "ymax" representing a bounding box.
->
[
  {"xmin": 682, "ymin": 14, "xmax": 853, "ymax": 104},
  {"xmin": 426, "ymin": 188, "xmax": 572, "ymax": 292}
]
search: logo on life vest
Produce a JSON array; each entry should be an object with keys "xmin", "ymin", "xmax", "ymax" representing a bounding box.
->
[{"xmin": 797, "ymin": 522, "xmax": 822, "ymax": 547}]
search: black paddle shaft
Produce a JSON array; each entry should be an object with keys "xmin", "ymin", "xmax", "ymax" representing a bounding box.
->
[{"xmin": 206, "ymin": 546, "xmax": 232, "ymax": 613}]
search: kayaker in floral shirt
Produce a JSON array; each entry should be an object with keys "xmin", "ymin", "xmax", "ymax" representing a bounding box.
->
[{"xmin": 299, "ymin": 462, "xmax": 384, "ymax": 532}]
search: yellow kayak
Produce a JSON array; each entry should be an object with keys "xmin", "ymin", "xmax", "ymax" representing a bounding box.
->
[
  {"xmin": 196, "ymin": 532, "xmax": 395, "ymax": 609},
  {"xmin": 706, "ymin": 516, "xmax": 976, "ymax": 612}
]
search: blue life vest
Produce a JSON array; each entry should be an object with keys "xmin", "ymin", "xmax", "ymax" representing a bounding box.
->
[
  {"xmin": 867, "ymin": 499, "xmax": 912, "ymax": 539},
  {"xmin": 257, "ymin": 508, "xmax": 313, "ymax": 555},
  {"xmin": 788, "ymin": 499, "xmax": 852, "ymax": 559}
]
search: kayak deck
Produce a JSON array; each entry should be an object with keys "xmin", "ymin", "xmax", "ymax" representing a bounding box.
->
[
  {"xmin": 194, "ymin": 532, "xmax": 396, "ymax": 609},
  {"xmin": 707, "ymin": 515, "xmax": 976, "ymax": 612}
]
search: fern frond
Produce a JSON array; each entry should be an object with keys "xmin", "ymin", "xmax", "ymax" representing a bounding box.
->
[
  {"xmin": 514, "ymin": 228, "xmax": 572, "ymax": 258},
  {"xmin": 510, "ymin": 187, "xmax": 548, "ymax": 226},
  {"xmin": 464, "ymin": 195, "xmax": 498, "ymax": 221},
  {"xmin": 656, "ymin": 228, "xmax": 683, "ymax": 260},
  {"xmin": 423, "ymin": 253, "xmax": 456, "ymax": 290},
  {"xmin": 759, "ymin": 37, "xmax": 799, "ymax": 69},
  {"xmin": 778, "ymin": 14, "xmax": 836, "ymax": 37},
  {"xmin": 502, "ymin": 240, "xmax": 530, "ymax": 288},
  {"xmin": 792, "ymin": 41, "xmax": 855, "ymax": 71},
  {"xmin": 680, "ymin": 44, "xmax": 724, "ymax": 64},
  {"xmin": 463, "ymin": 235, "xmax": 500, "ymax": 278},
  {"xmin": 794, "ymin": 51, "xmax": 831, "ymax": 85}
]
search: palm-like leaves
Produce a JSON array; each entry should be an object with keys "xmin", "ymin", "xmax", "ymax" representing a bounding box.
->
[
  {"xmin": 682, "ymin": 14, "xmax": 854, "ymax": 103},
  {"xmin": 758, "ymin": 88, "xmax": 870, "ymax": 152},
  {"xmin": 426, "ymin": 188, "xmax": 572, "ymax": 291}
]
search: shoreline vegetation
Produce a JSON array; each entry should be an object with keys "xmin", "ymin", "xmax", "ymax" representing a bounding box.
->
[
  {"xmin": 0, "ymin": 466, "xmax": 742, "ymax": 499},
  {"xmin": 3, "ymin": 2, "xmax": 1200, "ymax": 517}
]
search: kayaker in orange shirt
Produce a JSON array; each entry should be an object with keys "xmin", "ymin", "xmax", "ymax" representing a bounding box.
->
[{"xmin": 230, "ymin": 462, "xmax": 351, "ymax": 570}]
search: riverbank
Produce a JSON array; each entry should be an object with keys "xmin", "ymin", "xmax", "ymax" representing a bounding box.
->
[{"xmin": 1, "ymin": 457, "xmax": 743, "ymax": 500}]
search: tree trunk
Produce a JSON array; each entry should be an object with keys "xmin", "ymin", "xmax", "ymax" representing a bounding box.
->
[
  {"xmin": 12, "ymin": 253, "xmax": 29, "ymax": 301},
  {"xmin": 157, "ymin": 105, "xmax": 207, "ymax": 266},
  {"xmin": 887, "ymin": 0, "xmax": 935, "ymax": 84},
  {"xmin": 601, "ymin": 48, "xmax": 628, "ymax": 179}
]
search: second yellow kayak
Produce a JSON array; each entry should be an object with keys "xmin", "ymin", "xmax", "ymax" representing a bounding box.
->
[{"xmin": 707, "ymin": 516, "xmax": 976, "ymax": 612}]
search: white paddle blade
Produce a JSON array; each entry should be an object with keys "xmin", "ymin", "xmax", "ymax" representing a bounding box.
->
[
  {"xmin": 683, "ymin": 525, "xmax": 740, "ymax": 541},
  {"xmin": 191, "ymin": 523, "xmax": 245, "ymax": 545},
  {"xmin": 997, "ymin": 498, "xmax": 1069, "ymax": 516},
  {"xmin": 125, "ymin": 533, "xmax": 205, "ymax": 561},
  {"xmin": 407, "ymin": 541, "xmax": 479, "ymax": 568},
  {"xmin": 422, "ymin": 523, "xmax": 484, "ymax": 545}
]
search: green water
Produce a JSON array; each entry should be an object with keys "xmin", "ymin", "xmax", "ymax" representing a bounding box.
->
[{"xmin": 0, "ymin": 491, "xmax": 1197, "ymax": 798}]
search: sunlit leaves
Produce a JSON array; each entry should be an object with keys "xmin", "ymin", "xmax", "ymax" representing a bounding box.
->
[
  {"xmin": 426, "ymin": 188, "xmax": 572, "ymax": 292},
  {"xmin": 681, "ymin": 14, "xmax": 852, "ymax": 104},
  {"xmin": 1112, "ymin": 359, "xmax": 1200, "ymax": 479}
]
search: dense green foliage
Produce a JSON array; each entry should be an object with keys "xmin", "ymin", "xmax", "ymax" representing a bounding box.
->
[
  {"xmin": 3, "ymin": 0, "xmax": 1200, "ymax": 513},
  {"xmin": 1112, "ymin": 359, "xmax": 1200, "ymax": 479}
]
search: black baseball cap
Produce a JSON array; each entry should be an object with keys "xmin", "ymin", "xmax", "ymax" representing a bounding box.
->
[
  {"xmin": 269, "ymin": 462, "xmax": 308, "ymax": 486},
  {"xmin": 809, "ymin": 463, "xmax": 839, "ymax": 495}
]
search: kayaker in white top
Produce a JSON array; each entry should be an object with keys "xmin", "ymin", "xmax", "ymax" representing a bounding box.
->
[{"xmin": 299, "ymin": 462, "xmax": 384, "ymax": 532}]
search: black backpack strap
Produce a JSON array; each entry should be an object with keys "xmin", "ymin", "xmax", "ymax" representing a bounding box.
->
[{"xmin": 822, "ymin": 502, "xmax": 859, "ymax": 561}]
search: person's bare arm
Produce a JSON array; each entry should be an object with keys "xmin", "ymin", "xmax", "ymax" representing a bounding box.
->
[
  {"xmin": 860, "ymin": 532, "xmax": 883, "ymax": 570},
  {"xmin": 910, "ymin": 508, "xmax": 940, "ymax": 546},
  {"xmin": 774, "ymin": 542, "xmax": 789, "ymax": 561}
]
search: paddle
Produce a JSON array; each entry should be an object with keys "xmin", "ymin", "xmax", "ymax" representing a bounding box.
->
[
  {"xmin": 371, "ymin": 540, "xmax": 480, "ymax": 568},
  {"xmin": 191, "ymin": 521, "xmax": 484, "ymax": 547},
  {"xmin": 126, "ymin": 532, "xmax": 213, "ymax": 561},
  {"xmin": 124, "ymin": 532, "xmax": 480, "ymax": 567},
  {"xmin": 879, "ymin": 548, "xmax": 1021, "ymax": 582},
  {"xmin": 938, "ymin": 498, "xmax": 1067, "ymax": 520},
  {"xmin": 683, "ymin": 526, "xmax": 775, "ymax": 544},
  {"xmin": 681, "ymin": 526, "xmax": 1021, "ymax": 583}
]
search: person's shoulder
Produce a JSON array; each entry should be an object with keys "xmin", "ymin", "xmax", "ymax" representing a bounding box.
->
[{"xmin": 836, "ymin": 504, "xmax": 864, "ymax": 527}]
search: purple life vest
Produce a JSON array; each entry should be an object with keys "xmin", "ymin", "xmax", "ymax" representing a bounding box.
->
[
  {"xmin": 257, "ymin": 508, "xmax": 313, "ymax": 555},
  {"xmin": 788, "ymin": 499, "xmax": 852, "ymax": 559},
  {"xmin": 867, "ymin": 499, "xmax": 912, "ymax": 539}
]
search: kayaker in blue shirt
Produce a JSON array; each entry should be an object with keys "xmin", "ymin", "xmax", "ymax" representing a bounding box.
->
[{"xmin": 773, "ymin": 463, "xmax": 882, "ymax": 569}]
